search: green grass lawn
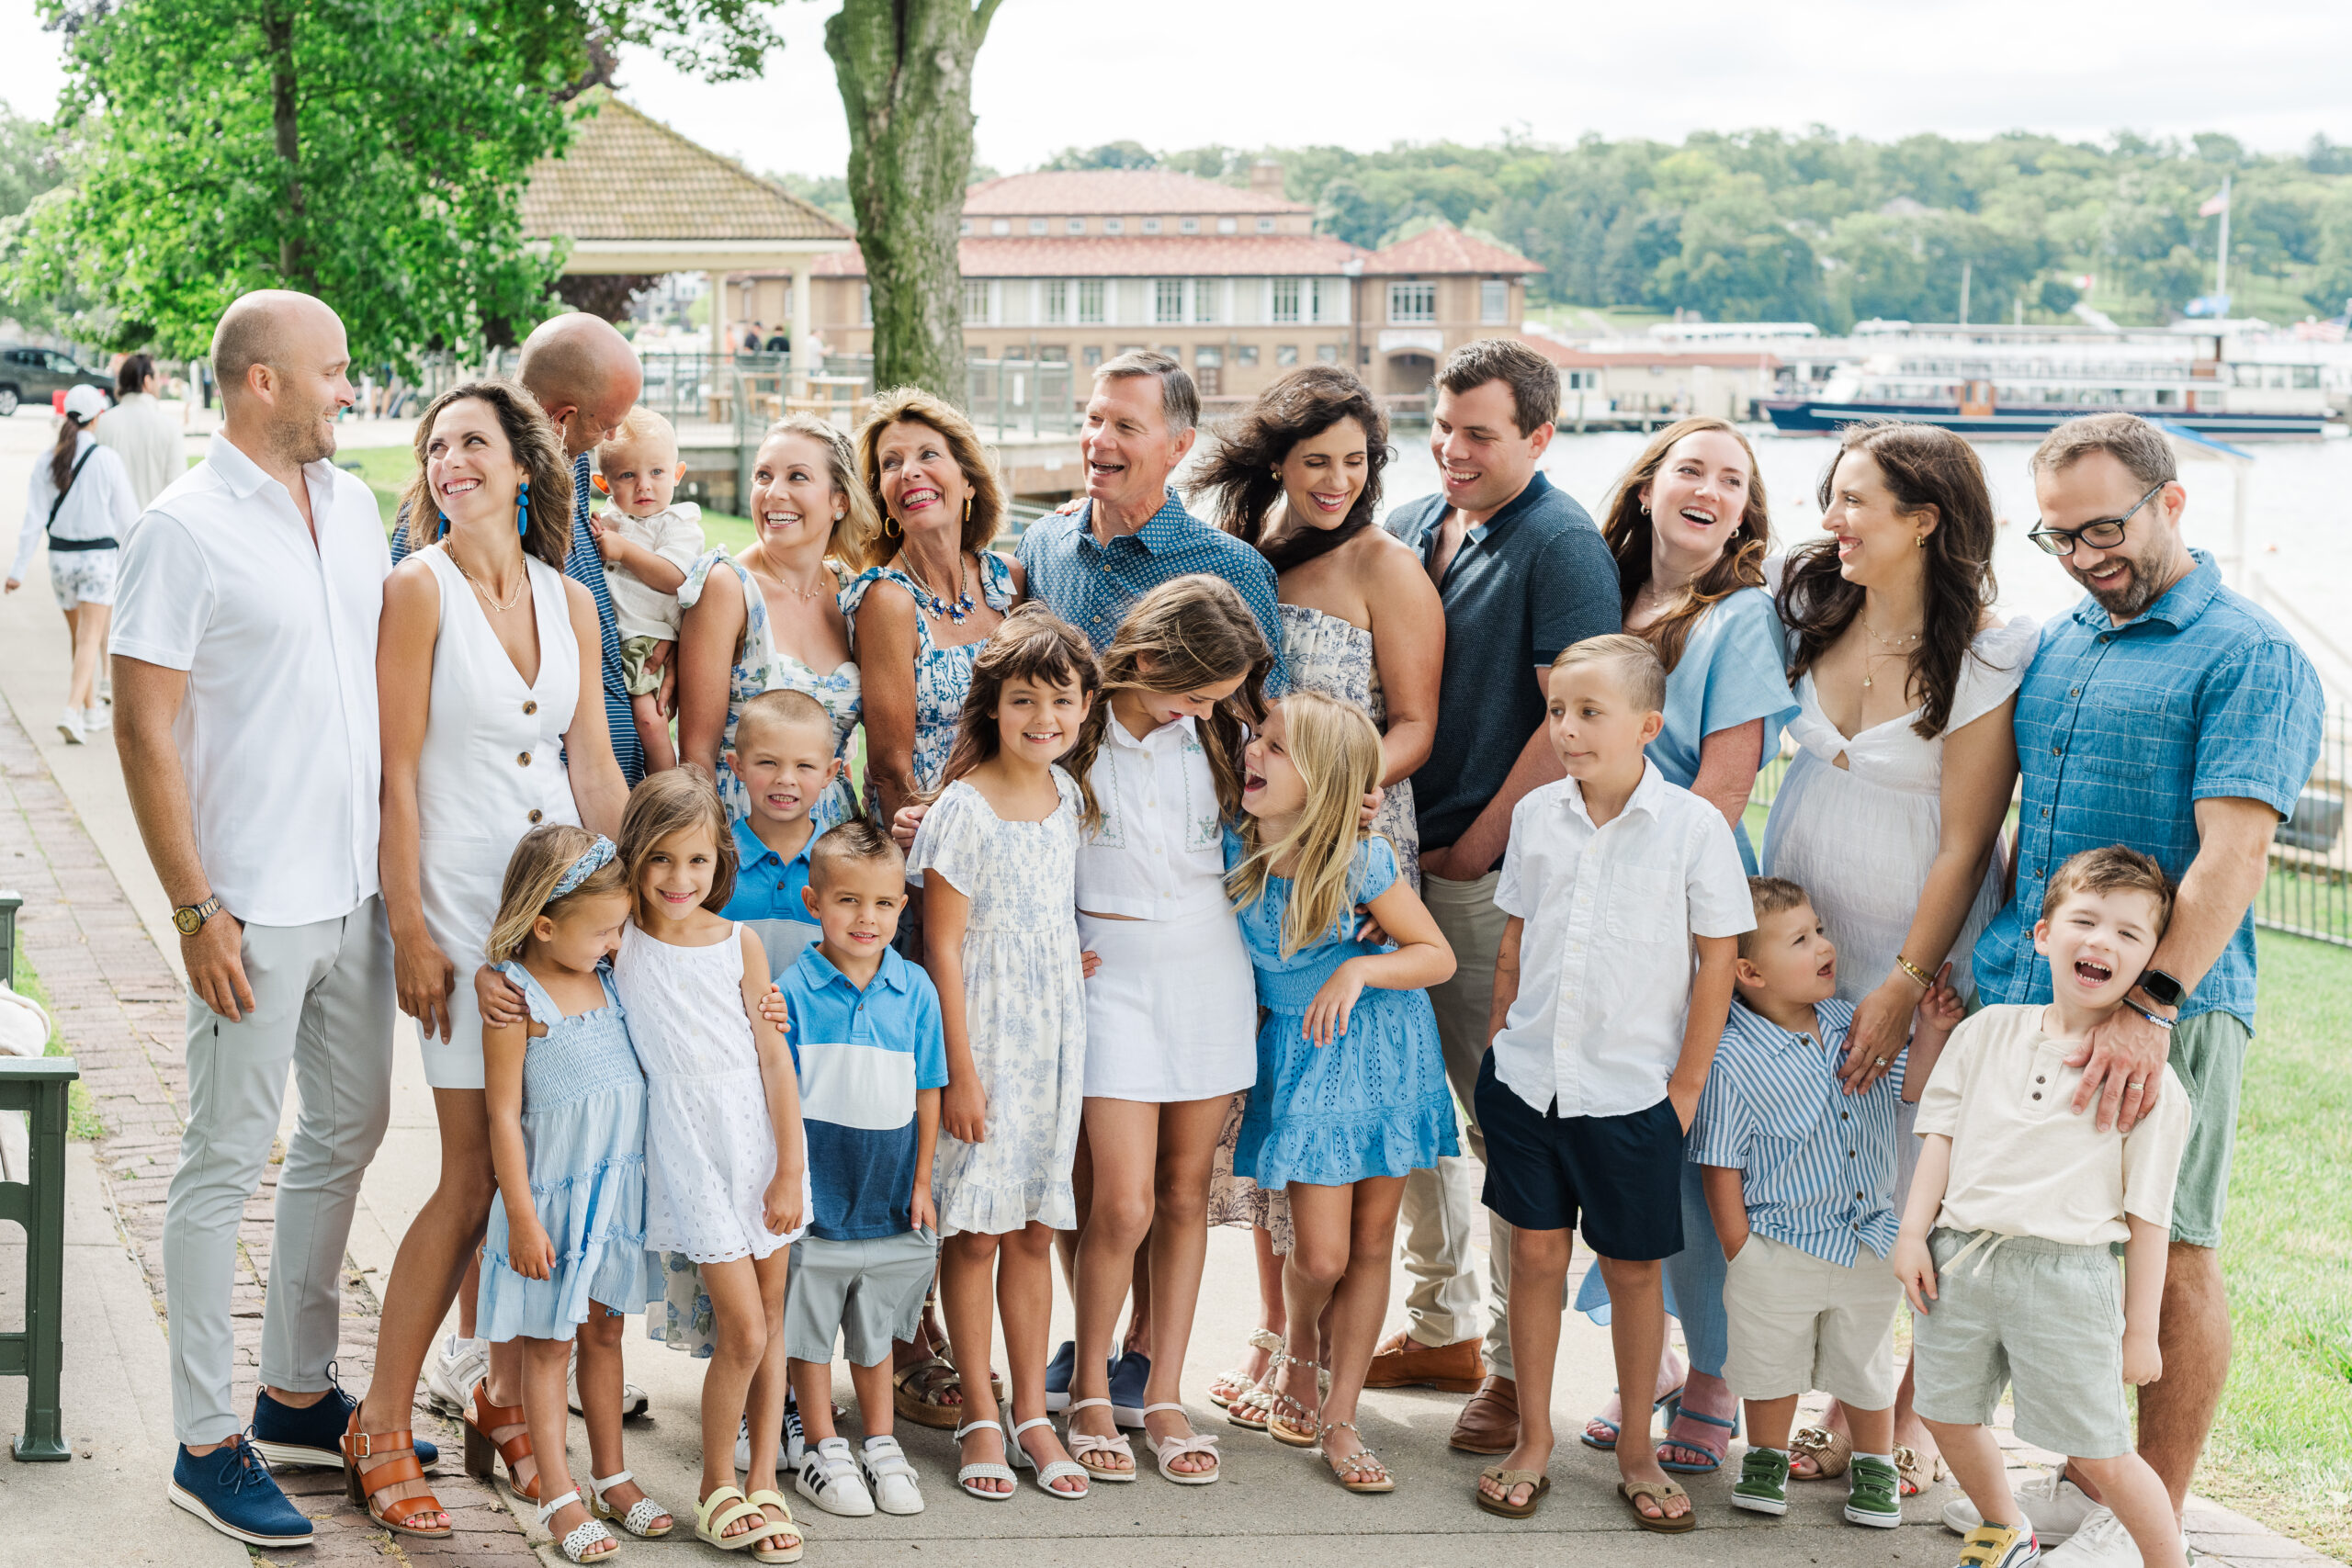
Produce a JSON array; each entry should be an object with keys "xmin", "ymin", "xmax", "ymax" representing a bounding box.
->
[
  {"xmin": 345, "ymin": 446, "xmax": 757, "ymax": 554},
  {"xmin": 8, "ymin": 945, "xmax": 105, "ymax": 1141},
  {"xmin": 2201, "ymin": 930, "xmax": 2352, "ymax": 1553}
]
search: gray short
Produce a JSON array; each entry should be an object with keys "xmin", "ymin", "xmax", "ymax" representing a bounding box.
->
[
  {"xmin": 784, "ymin": 1229, "xmax": 937, "ymax": 1367},
  {"xmin": 1910, "ymin": 1227, "xmax": 2132, "ymax": 1460}
]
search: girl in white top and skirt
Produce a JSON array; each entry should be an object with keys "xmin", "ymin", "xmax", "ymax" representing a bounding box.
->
[{"xmin": 1058, "ymin": 576, "xmax": 1272, "ymax": 1486}]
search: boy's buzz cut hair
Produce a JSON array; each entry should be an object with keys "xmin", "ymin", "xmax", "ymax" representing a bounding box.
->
[
  {"xmin": 1552, "ymin": 632, "xmax": 1668, "ymax": 714},
  {"xmin": 1738, "ymin": 875, "xmax": 1810, "ymax": 958},
  {"xmin": 808, "ymin": 818, "xmax": 904, "ymax": 886},
  {"xmin": 2040, "ymin": 844, "xmax": 2176, "ymax": 934},
  {"xmin": 734, "ymin": 688, "xmax": 832, "ymax": 751},
  {"xmin": 598, "ymin": 405, "xmax": 676, "ymax": 461}
]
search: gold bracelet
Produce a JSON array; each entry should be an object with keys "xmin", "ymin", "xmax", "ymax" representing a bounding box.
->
[{"xmin": 1895, "ymin": 954, "xmax": 1937, "ymax": 990}]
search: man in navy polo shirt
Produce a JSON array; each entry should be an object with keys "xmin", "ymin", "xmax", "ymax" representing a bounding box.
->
[{"xmin": 1366, "ymin": 337, "xmax": 1621, "ymax": 1456}]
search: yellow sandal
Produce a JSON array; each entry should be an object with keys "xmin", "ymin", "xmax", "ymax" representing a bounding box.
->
[
  {"xmin": 742, "ymin": 1489, "xmax": 805, "ymax": 1564},
  {"xmin": 695, "ymin": 1484, "xmax": 777, "ymax": 1553}
]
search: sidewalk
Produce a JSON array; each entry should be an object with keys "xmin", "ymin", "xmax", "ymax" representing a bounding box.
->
[{"xmin": 0, "ymin": 403, "xmax": 2335, "ymax": 1566}]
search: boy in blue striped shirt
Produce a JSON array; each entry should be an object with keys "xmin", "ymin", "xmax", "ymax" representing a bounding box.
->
[{"xmin": 1693, "ymin": 877, "xmax": 1962, "ymax": 1528}]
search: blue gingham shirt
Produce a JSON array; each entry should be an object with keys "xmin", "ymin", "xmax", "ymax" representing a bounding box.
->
[
  {"xmin": 1017, "ymin": 488, "xmax": 1288, "ymax": 693},
  {"xmin": 1688, "ymin": 997, "xmax": 1904, "ymax": 1266},
  {"xmin": 391, "ymin": 452, "xmax": 642, "ymax": 784},
  {"xmin": 1972, "ymin": 551, "xmax": 2321, "ymax": 1029}
]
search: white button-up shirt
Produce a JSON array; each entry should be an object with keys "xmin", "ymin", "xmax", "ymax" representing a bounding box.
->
[
  {"xmin": 1074, "ymin": 713, "xmax": 1227, "ymax": 920},
  {"xmin": 1490, "ymin": 761, "xmax": 1754, "ymax": 1118},
  {"xmin": 110, "ymin": 433, "xmax": 390, "ymax": 928}
]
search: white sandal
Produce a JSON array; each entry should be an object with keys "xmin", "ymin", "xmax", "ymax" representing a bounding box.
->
[
  {"xmin": 538, "ymin": 1489, "xmax": 618, "ymax": 1562},
  {"xmin": 1142, "ymin": 1402, "xmax": 1221, "ymax": 1485},
  {"xmin": 1062, "ymin": 1396, "xmax": 1136, "ymax": 1483},
  {"xmin": 1009, "ymin": 1415, "xmax": 1091, "ymax": 1500},
  {"xmin": 952, "ymin": 1418, "xmax": 1016, "ymax": 1502},
  {"xmin": 857, "ymin": 1434, "xmax": 925, "ymax": 1515},
  {"xmin": 794, "ymin": 1436, "xmax": 875, "ymax": 1517},
  {"xmin": 589, "ymin": 1469, "xmax": 673, "ymax": 1537},
  {"xmin": 1209, "ymin": 1327, "xmax": 1283, "ymax": 1408}
]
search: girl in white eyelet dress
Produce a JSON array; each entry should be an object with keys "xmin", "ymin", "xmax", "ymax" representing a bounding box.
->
[{"xmin": 609, "ymin": 768, "xmax": 810, "ymax": 1562}]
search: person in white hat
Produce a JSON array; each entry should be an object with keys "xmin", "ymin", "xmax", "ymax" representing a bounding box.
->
[{"xmin": 7, "ymin": 380, "xmax": 140, "ymax": 742}]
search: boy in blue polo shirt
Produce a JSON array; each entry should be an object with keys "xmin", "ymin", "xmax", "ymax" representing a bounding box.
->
[
  {"xmin": 722, "ymin": 689, "xmax": 842, "ymax": 976},
  {"xmin": 1696, "ymin": 877, "xmax": 1962, "ymax": 1528},
  {"xmin": 780, "ymin": 820, "xmax": 945, "ymax": 1518}
]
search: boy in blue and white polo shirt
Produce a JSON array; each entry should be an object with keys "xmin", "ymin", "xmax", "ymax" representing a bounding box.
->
[
  {"xmin": 1693, "ymin": 877, "xmax": 1962, "ymax": 1528},
  {"xmin": 778, "ymin": 820, "xmax": 946, "ymax": 1517}
]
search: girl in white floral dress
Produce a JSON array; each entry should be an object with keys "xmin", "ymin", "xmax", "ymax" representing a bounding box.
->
[{"xmin": 907, "ymin": 605, "xmax": 1100, "ymax": 1501}]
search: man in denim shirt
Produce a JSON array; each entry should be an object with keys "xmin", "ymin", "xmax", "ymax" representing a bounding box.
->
[{"xmin": 1963, "ymin": 412, "xmax": 2322, "ymax": 1562}]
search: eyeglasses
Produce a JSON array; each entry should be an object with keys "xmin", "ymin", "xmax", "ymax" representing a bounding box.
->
[{"xmin": 2027, "ymin": 482, "xmax": 2167, "ymax": 558}]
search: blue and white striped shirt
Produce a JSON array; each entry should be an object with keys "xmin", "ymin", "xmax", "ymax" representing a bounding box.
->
[
  {"xmin": 1016, "ymin": 488, "xmax": 1288, "ymax": 693},
  {"xmin": 1688, "ymin": 997, "xmax": 1905, "ymax": 1266},
  {"xmin": 390, "ymin": 452, "xmax": 643, "ymax": 784},
  {"xmin": 1971, "ymin": 551, "xmax": 2320, "ymax": 1028}
]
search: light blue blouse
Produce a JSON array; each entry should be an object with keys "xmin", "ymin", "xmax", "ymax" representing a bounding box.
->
[{"xmin": 1646, "ymin": 585, "xmax": 1797, "ymax": 874}]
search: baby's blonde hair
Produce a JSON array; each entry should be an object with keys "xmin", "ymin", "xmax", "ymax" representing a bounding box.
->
[
  {"xmin": 1226, "ymin": 692, "xmax": 1385, "ymax": 957},
  {"xmin": 486, "ymin": 824, "xmax": 629, "ymax": 964},
  {"xmin": 597, "ymin": 406, "xmax": 678, "ymax": 472}
]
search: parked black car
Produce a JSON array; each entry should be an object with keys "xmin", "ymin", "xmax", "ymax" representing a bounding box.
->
[{"xmin": 0, "ymin": 344, "xmax": 113, "ymax": 416}]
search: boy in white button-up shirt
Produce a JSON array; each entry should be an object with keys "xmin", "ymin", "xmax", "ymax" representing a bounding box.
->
[{"xmin": 1471, "ymin": 635, "xmax": 1751, "ymax": 1529}]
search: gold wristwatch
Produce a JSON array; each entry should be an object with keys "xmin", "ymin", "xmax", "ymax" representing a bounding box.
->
[{"xmin": 172, "ymin": 896, "xmax": 223, "ymax": 937}]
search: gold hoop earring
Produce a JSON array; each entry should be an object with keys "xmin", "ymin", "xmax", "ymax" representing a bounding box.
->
[
  {"xmin": 963, "ymin": 495, "xmax": 973, "ymax": 524},
  {"xmin": 884, "ymin": 513, "xmax": 901, "ymax": 539},
  {"xmin": 1915, "ymin": 534, "xmax": 1928, "ymax": 549}
]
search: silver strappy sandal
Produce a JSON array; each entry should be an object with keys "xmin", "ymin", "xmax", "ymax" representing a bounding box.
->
[{"xmin": 1318, "ymin": 1420, "xmax": 1396, "ymax": 1494}]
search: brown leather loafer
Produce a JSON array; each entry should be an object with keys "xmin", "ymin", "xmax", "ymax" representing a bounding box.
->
[
  {"xmin": 1448, "ymin": 1374, "xmax": 1520, "ymax": 1455},
  {"xmin": 1363, "ymin": 1331, "xmax": 1485, "ymax": 1393}
]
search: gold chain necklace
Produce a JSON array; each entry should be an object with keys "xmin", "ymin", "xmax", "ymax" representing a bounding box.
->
[
  {"xmin": 446, "ymin": 545, "xmax": 526, "ymax": 613},
  {"xmin": 1858, "ymin": 615, "xmax": 1920, "ymax": 690}
]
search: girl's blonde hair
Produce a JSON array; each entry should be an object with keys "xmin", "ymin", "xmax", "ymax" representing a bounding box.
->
[
  {"xmin": 486, "ymin": 824, "xmax": 630, "ymax": 964},
  {"xmin": 933, "ymin": 604, "xmax": 1105, "ymax": 825},
  {"xmin": 760, "ymin": 413, "xmax": 884, "ymax": 570},
  {"xmin": 1225, "ymin": 691, "xmax": 1385, "ymax": 958},
  {"xmin": 617, "ymin": 765, "xmax": 737, "ymax": 917},
  {"xmin": 1059, "ymin": 574, "xmax": 1271, "ymax": 824}
]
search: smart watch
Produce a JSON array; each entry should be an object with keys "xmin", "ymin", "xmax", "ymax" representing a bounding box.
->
[
  {"xmin": 172, "ymin": 896, "xmax": 223, "ymax": 937},
  {"xmin": 2133, "ymin": 967, "xmax": 2186, "ymax": 1010}
]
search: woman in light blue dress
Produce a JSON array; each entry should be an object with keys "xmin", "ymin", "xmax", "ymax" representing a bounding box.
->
[{"xmin": 1573, "ymin": 417, "xmax": 1797, "ymax": 1474}]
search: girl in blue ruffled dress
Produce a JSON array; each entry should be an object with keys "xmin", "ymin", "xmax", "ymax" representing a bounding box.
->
[
  {"xmin": 476, "ymin": 826, "xmax": 670, "ymax": 1562},
  {"xmin": 1226, "ymin": 691, "xmax": 1458, "ymax": 1494}
]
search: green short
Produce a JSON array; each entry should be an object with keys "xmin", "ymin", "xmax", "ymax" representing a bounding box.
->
[
  {"xmin": 1959, "ymin": 997, "xmax": 2246, "ymax": 1249},
  {"xmin": 618, "ymin": 633, "xmax": 667, "ymax": 696}
]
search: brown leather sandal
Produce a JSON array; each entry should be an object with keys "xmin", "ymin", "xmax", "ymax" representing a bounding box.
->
[
  {"xmin": 341, "ymin": 1414, "xmax": 453, "ymax": 1539},
  {"xmin": 464, "ymin": 1382, "xmax": 540, "ymax": 1501}
]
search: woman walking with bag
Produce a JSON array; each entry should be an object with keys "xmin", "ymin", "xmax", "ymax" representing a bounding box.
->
[{"xmin": 7, "ymin": 383, "xmax": 141, "ymax": 743}]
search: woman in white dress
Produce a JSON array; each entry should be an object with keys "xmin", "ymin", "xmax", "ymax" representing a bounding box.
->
[
  {"xmin": 351, "ymin": 383, "xmax": 628, "ymax": 1529},
  {"xmin": 677, "ymin": 415, "xmax": 880, "ymax": 831},
  {"xmin": 1762, "ymin": 420, "xmax": 2030, "ymax": 1493}
]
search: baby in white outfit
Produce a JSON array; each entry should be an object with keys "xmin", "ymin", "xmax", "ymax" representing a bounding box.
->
[{"xmin": 593, "ymin": 407, "xmax": 705, "ymax": 773}]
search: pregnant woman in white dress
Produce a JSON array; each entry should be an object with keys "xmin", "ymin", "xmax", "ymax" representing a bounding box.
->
[
  {"xmin": 1762, "ymin": 421, "xmax": 2030, "ymax": 1494},
  {"xmin": 351, "ymin": 383, "xmax": 628, "ymax": 1529}
]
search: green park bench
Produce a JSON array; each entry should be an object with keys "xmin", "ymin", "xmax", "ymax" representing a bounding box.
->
[{"xmin": 0, "ymin": 889, "xmax": 77, "ymax": 1461}]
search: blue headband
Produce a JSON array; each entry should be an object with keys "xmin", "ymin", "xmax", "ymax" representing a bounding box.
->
[{"xmin": 550, "ymin": 836, "xmax": 616, "ymax": 899}]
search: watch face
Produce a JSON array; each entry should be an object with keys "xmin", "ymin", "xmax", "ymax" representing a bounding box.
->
[
  {"xmin": 2140, "ymin": 970, "xmax": 2183, "ymax": 1007},
  {"xmin": 174, "ymin": 908, "xmax": 201, "ymax": 935}
]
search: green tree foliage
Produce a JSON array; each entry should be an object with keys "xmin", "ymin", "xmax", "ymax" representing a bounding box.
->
[
  {"xmin": 1129, "ymin": 126, "xmax": 2352, "ymax": 328},
  {"xmin": 7, "ymin": 0, "xmax": 779, "ymax": 365}
]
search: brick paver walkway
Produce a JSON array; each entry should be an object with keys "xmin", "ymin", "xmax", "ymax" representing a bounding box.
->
[{"xmin": 0, "ymin": 699, "xmax": 537, "ymax": 1563}]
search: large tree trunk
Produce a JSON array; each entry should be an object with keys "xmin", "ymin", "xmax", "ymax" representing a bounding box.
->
[
  {"xmin": 263, "ymin": 2, "xmax": 311, "ymax": 288},
  {"xmin": 823, "ymin": 0, "xmax": 999, "ymax": 408}
]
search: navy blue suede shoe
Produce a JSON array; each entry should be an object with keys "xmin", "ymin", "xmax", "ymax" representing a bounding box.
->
[
  {"xmin": 1108, "ymin": 1350, "xmax": 1152, "ymax": 1428},
  {"xmin": 169, "ymin": 1438, "xmax": 314, "ymax": 1548},
  {"xmin": 252, "ymin": 1379, "xmax": 439, "ymax": 1472},
  {"xmin": 1044, "ymin": 1339, "xmax": 1077, "ymax": 1412}
]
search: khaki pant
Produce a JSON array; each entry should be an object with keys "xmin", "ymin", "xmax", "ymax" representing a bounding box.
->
[{"xmin": 1396, "ymin": 870, "xmax": 1530, "ymax": 1377}]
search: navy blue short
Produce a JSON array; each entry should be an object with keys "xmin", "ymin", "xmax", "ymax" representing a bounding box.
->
[{"xmin": 1474, "ymin": 1050, "xmax": 1685, "ymax": 1261}]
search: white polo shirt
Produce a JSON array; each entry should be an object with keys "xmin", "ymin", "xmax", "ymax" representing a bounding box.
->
[
  {"xmin": 1074, "ymin": 713, "xmax": 1227, "ymax": 920},
  {"xmin": 1490, "ymin": 761, "xmax": 1754, "ymax": 1118},
  {"xmin": 110, "ymin": 433, "xmax": 390, "ymax": 929}
]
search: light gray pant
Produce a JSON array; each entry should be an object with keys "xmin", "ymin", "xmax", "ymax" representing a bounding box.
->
[
  {"xmin": 164, "ymin": 897, "xmax": 395, "ymax": 1445},
  {"xmin": 1396, "ymin": 870, "xmax": 1521, "ymax": 1378}
]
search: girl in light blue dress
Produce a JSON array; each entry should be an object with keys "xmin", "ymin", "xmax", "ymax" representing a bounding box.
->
[
  {"xmin": 1226, "ymin": 692, "xmax": 1458, "ymax": 1495},
  {"xmin": 476, "ymin": 826, "xmax": 669, "ymax": 1561}
]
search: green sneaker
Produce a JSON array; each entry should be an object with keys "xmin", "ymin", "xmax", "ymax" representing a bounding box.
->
[
  {"xmin": 1847, "ymin": 1455, "xmax": 1904, "ymax": 1528},
  {"xmin": 1733, "ymin": 1447, "xmax": 1791, "ymax": 1515}
]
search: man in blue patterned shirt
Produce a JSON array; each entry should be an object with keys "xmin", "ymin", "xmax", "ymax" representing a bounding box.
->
[
  {"xmin": 1016, "ymin": 351, "xmax": 1287, "ymax": 691},
  {"xmin": 1966, "ymin": 412, "xmax": 2322, "ymax": 1551},
  {"xmin": 392, "ymin": 313, "xmax": 646, "ymax": 784}
]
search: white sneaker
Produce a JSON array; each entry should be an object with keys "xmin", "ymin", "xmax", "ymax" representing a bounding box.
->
[
  {"xmin": 730, "ymin": 1405, "xmax": 808, "ymax": 1472},
  {"xmin": 82, "ymin": 705, "xmax": 108, "ymax": 732},
  {"xmin": 424, "ymin": 1334, "xmax": 489, "ymax": 1416},
  {"xmin": 1944, "ymin": 1468, "xmax": 2103, "ymax": 1543},
  {"xmin": 858, "ymin": 1435, "xmax": 924, "ymax": 1515},
  {"xmin": 2041, "ymin": 1509, "xmax": 2146, "ymax": 1568},
  {"xmin": 795, "ymin": 1437, "xmax": 876, "ymax": 1517},
  {"xmin": 57, "ymin": 707, "xmax": 84, "ymax": 745},
  {"xmin": 564, "ymin": 1342, "xmax": 650, "ymax": 1417}
]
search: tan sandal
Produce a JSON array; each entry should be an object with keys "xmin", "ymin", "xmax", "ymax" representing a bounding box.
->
[
  {"xmin": 340, "ymin": 1416, "xmax": 452, "ymax": 1539},
  {"xmin": 1620, "ymin": 1478, "xmax": 1698, "ymax": 1532},
  {"xmin": 891, "ymin": 1352, "xmax": 1003, "ymax": 1430},
  {"xmin": 1790, "ymin": 1424, "xmax": 1852, "ymax": 1480},
  {"xmin": 463, "ymin": 1382, "xmax": 538, "ymax": 1501},
  {"xmin": 1318, "ymin": 1421, "xmax": 1394, "ymax": 1495},
  {"xmin": 742, "ymin": 1488, "xmax": 804, "ymax": 1564},
  {"xmin": 1265, "ymin": 1356, "xmax": 1323, "ymax": 1448},
  {"xmin": 1894, "ymin": 1443, "xmax": 1948, "ymax": 1497},
  {"xmin": 1475, "ymin": 1466, "xmax": 1548, "ymax": 1518}
]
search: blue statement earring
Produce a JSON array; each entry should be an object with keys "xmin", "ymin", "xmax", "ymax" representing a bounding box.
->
[
  {"xmin": 515, "ymin": 479, "xmax": 531, "ymax": 538},
  {"xmin": 437, "ymin": 512, "xmax": 450, "ymax": 539}
]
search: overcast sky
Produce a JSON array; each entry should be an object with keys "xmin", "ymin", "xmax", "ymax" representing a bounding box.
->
[{"xmin": 5, "ymin": 0, "xmax": 2350, "ymax": 178}]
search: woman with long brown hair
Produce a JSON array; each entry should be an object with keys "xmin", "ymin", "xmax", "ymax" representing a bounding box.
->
[
  {"xmin": 1761, "ymin": 421, "xmax": 2029, "ymax": 1494},
  {"xmin": 1574, "ymin": 416, "xmax": 1798, "ymax": 1478}
]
